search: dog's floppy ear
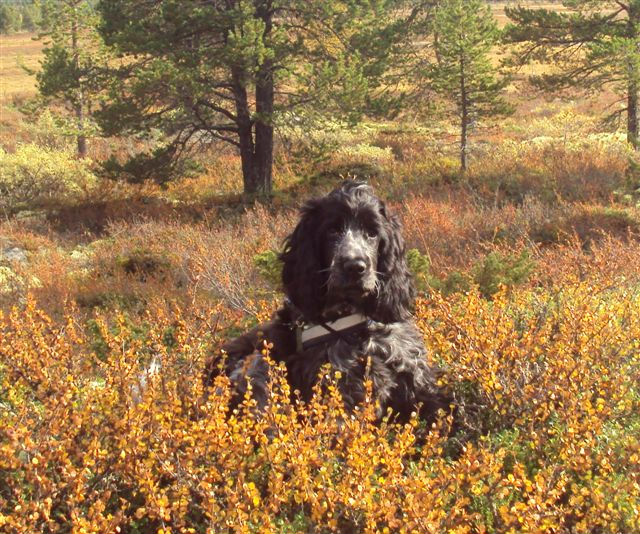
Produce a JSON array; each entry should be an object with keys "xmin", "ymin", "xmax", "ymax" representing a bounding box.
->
[
  {"xmin": 375, "ymin": 201, "xmax": 415, "ymax": 322},
  {"xmin": 280, "ymin": 200, "xmax": 326, "ymax": 320}
]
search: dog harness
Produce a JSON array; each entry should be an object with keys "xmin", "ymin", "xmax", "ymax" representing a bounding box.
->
[{"xmin": 296, "ymin": 313, "xmax": 370, "ymax": 351}]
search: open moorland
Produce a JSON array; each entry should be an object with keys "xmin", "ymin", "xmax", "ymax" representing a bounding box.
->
[{"xmin": 1, "ymin": 1, "xmax": 639, "ymax": 532}]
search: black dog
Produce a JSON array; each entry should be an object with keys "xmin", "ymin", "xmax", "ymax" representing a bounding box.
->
[{"xmin": 205, "ymin": 181, "xmax": 448, "ymax": 421}]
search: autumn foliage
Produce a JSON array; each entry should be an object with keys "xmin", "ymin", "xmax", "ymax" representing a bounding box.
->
[
  {"xmin": 2, "ymin": 5, "xmax": 640, "ymax": 532},
  {"xmin": 1, "ymin": 274, "xmax": 639, "ymax": 533}
]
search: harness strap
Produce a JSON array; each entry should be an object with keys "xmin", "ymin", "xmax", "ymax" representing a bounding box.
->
[
  {"xmin": 297, "ymin": 313, "xmax": 369, "ymax": 351},
  {"xmin": 285, "ymin": 298, "xmax": 369, "ymax": 352}
]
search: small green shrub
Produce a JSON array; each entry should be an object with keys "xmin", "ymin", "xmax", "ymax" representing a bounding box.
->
[
  {"xmin": 472, "ymin": 250, "xmax": 535, "ymax": 299},
  {"xmin": 76, "ymin": 291, "xmax": 144, "ymax": 311},
  {"xmin": 116, "ymin": 249, "xmax": 171, "ymax": 281},
  {"xmin": 408, "ymin": 248, "xmax": 534, "ymax": 299},
  {"xmin": 441, "ymin": 270, "xmax": 472, "ymax": 295},
  {"xmin": 0, "ymin": 144, "xmax": 97, "ymax": 213},
  {"xmin": 100, "ymin": 146, "xmax": 202, "ymax": 185},
  {"xmin": 406, "ymin": 248, "xmax": 432, "ymax": 292},
  {"xmin": 253, "ymin": 249, "xmax": 282, "ymax": 288},
  {"xmin": 593, "ymin": 207, "xmax": 638, "ymax": 229},
  {"xmin": 407, "ymin": 248, "xmax": 471, "ymax": 296}
]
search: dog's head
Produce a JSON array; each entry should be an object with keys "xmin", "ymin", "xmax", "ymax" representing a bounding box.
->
[{"xmin": 281, "ymin": 181, "xmax": 415, "ymax": 322}]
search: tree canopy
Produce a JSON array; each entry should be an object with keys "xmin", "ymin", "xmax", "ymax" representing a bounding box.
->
[
  {"xmin": 33, "ymin": 0, "xmax": 110, "ymax": 157},
  {"xmin": 429, "ymin": 0, "xmax": 512, "ymax": 170},
  {"xmin": 505, "ymin": 0, "xmax": 640, "ymax": 149},
  {"xmin": 96, "ymin": 0, "xmax": 419, "ymax": 194}
]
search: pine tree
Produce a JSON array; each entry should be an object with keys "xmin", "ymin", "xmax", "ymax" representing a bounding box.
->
[
  {"xmin": 429, "ymin": 0, "xmax": 512, "ymax": 171},
  {"xmin": 35, "ymin": 0, "xmax": 110, "ymax": 157},
  {"xmin": 96, "ymin": 0, "xmax": 417, "ymax": 195},
  {"xmin": 506, "ymin": 0, "xmax": 640, "ymax": 149},
  {"xmin": 0, "ymin": 4, "xmax": 21, "ymax": 33}
]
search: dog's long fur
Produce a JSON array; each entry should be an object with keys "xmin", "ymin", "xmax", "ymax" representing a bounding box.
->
[{"xmin": 205, "ymin": 181, "xmax": 448, "ymax": 421}]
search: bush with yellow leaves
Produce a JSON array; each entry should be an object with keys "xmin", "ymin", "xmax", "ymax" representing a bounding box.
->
[
  {"xmin": 1, "ymin": 278, "xmax": 639, "ymax": 533},
  {"xmin": 0, "ymin": 144, "xmax": 97, "ymax": 214}
]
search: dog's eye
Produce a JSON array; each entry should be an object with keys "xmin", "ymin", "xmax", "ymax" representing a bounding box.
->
[{"xmin": 365, "ymin": 228, "xmax": 378, "ymax": 240}]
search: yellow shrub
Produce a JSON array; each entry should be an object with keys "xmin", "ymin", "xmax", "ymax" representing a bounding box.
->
[
  {"xmin": 0, "ymin": 280, "xmax": 639, "ymax": 533},
  {"xmin": 0, "ymin": 144, "xmax": 97, "ymax": 213}
]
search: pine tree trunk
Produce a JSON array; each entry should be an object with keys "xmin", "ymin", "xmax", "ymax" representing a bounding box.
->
[
  {"xmin": 71, "ymin": 10, "xmax": 87, "ymax": 158},
  {"xmin": 231, "ymin": 1, "xmax": 274, "ymax": 197},
  {"xmin": 232, "ymin": 62, "xmax": 273, "ymax": 197},
  {"xmin": 75, "ymin": 101, "xmax": 87, "ymax": 158},
  {"xmin": 628, "ymin": 1, "xmax": 639, "ymax": 149},
  {"xmin": 461, "ymin": 112, "xmax": 468, "ymax": 171},
  {"xmin": 629, "ymin": 80, "xmax": 639, "ymax": 149},
  {"xmin": 254, "ymin": 0, "xmax": 274, "ymax": 196},
  {"xmin": 254, "ymin": 61, "xmax": 274, "ymax": 196},
  {"xmin": 460, "ymin": 54, "xmax": 468, "ymax": 171},
  {"xmin": 232, "ymin": 67, "xmax": 260, "ymax": 195}
]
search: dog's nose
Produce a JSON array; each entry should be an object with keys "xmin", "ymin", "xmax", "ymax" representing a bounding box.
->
[{"xmin": 343, "ymin": 258, "xmax": 367, "ymax": 278}]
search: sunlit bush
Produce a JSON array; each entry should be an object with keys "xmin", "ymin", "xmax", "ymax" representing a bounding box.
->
[
  {"xmin": 20, "ymin": 110, "xmax": 76, "ymax": 151},
  {"xmin": 336, "ymin": 143, "xmax": 395, "ymax": 166},
  {"xmin": 469, "ymin": 136, "xmax": 630, "ymax": 203},
  {"xmin": 1, "ymin": 279, "xmax": 638, "ymax": 533},
  {"xmin": 0, "ymin": 144, "xmax": 97, "ymax": 213}
]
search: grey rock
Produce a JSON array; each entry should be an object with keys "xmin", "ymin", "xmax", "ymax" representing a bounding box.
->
[{"xmin": 1, "ymin": 247, "xmax": 28, "ymax": 264}]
